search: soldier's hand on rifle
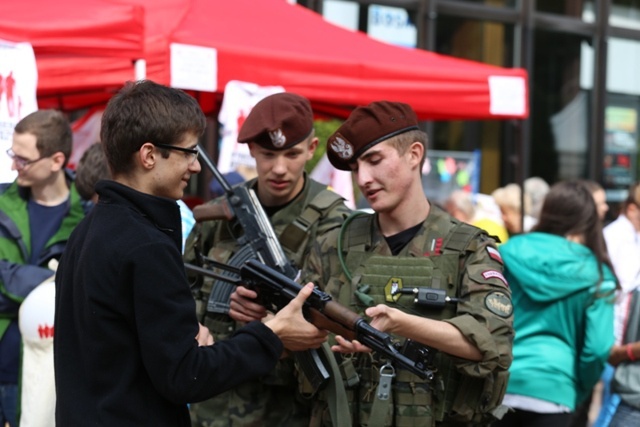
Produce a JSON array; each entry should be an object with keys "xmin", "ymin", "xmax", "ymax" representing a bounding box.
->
[
  {"xmin": 264, "ymin": 283, "xmax": 328, "ymax": 352},
  {"xmin": 331, "ymin": 304, "xmax": 398, "ymax": 354},
  {"xmin": 363, "ymin": 304, "xmax": 399, "ymax": 334},
  {"xmin": 229, "ymin": 286, "xmax": 268, "ymax": 323},
  {"xmin": 365, "ymin": 304, "xmax": 483, "ymax": 360},
  {"xmin": 331, "ymin": 335, "xmax": 371, "ymax": 354}
]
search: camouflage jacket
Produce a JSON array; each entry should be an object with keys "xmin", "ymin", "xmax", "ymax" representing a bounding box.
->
[
  {"xmin": 183, "ymin": 174, "xmax": 351, "ymax": 427},
  {"xmin": 303, "ymin": 204, "xmax": 514, "ymax": 426}
]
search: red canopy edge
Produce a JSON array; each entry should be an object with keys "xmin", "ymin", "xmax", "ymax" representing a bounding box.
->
[{"xmin": 164, "ymin": 0, "xmax": 528, "ymax": 120}]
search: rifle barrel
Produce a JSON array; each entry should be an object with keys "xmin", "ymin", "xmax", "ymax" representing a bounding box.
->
[
  {"xmin": 197, "ymin": 145, "xmax": 232, "ymax": 194},
  {"xmin": 184, "ymin": 262, "xmax": 241, "ymax": 284}
]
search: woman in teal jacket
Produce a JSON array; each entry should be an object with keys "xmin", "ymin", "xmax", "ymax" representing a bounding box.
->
[{"xmin": 495, "ymin": 180, "xmax": 617, "ymax": 427}]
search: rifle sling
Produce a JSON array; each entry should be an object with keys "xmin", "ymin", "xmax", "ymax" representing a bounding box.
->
[{"xmin": 320, "ymin": 342, "xmax": 351, "ymax": 427}]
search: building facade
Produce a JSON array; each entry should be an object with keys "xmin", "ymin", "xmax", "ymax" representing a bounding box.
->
[{"xmin": 299, "ymin": 0, "xmax": 640, "ymax": 208}]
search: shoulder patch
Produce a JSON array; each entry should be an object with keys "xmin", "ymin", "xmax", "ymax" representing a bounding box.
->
[
  {"xmin": 486, "ymin": 246, "xmax": 503, "ymax": 264},
  {"xmin": 485, "ymin": 291, "xmax": 513, "ymax": 318},
  {"xmin": 481, "ymin": 270, "xmax": 508, "ymax": 287}
]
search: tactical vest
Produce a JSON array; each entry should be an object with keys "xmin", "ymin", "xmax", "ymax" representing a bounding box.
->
[{"xmin": 324, "ymin": 212, "xmax": 506, "ymax": 427}]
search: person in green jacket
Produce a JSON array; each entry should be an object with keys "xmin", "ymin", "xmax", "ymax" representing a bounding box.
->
[
  {"xmin": 0, "ymin": 109, "xmax": 87, "ymax": 427},
  {"xmin": 495, "ymin": 180, "xmax": 618, "ymax": 427}
]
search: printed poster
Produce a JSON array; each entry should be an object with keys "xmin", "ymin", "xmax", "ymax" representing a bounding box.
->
[{"xmin": 0, "ymin": 39, "xmax": 38, "ymax": 183}]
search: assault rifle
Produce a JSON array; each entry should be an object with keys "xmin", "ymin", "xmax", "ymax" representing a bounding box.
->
[
  {"xmin": 185, "ymin": 257, "xmax": 434, "ymax": 381},
  {"xmin": 190, "ymin": 145, "xmax": 328, "ymax": 389}
]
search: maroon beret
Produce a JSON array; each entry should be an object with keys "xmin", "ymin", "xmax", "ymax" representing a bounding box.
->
[
  {"xmin": 237, "ymin": 92, "xmax": 313, "ymax": 150},
  {"xmin": 327, "ymin": 101, "xmax": 419, "ymax": 170}
]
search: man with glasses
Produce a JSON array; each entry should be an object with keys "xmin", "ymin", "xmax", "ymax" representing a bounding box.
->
[
  {"xmin": 54, "ymin": 80, "xmax": 328, "ymax": 427},
  {"xmin": 0, "ymin": 109, "xmax": 87, "ymax": 427}
]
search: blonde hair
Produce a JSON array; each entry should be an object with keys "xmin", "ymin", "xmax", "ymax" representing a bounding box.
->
[
  {"xmin": 524, "ymin": 177, "xmax": 549, "ymax": 219},
  {"xmin": 492, "ymin": 183, "xmax": 532, "ymax": 215},
  {"xmin": 446, "ymin": 190, "xmax": 475, "ymax": 221}
]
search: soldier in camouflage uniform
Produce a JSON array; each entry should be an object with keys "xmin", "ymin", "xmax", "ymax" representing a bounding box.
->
[
  {"xmin": 184, "ymin": 92, "xmax": 351, "ymax": 427},
  {"xmin": 300, "ymin": 101, "xmax": 514, "ymax": 426}
]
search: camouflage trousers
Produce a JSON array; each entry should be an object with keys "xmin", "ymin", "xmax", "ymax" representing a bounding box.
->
[{"xmin": 189, "ymin": 379, "xmax": 311, "ymax": 427}]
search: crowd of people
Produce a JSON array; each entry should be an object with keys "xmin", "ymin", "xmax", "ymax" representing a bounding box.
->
[{"xmin": 0, "ymin": 80, "xmax": 638, "ymax": 427}]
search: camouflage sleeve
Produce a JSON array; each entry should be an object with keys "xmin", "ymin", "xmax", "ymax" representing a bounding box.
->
[
  {"xmin": 301, "ymin": 228, "xmax": 330, "ymax": 288},
  {"xmin": 301, "ymin": 227, "xmax": 346, "ymax": 297},
  {"xmin": 183, "ymin": 217, "xmax": 218, "ymax": 265},
  {"xmin": 316, "ymin": 201, "xmax": 352, "ymax": 236},
  {"xmin": 442, "ymin": 235, "xmax": 514, "ymax": 378}
]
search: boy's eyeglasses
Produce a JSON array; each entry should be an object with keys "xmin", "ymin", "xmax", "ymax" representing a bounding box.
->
[
  {"xmin": 6, "ymin": 148, "xmax": 49, "ymax": 170},
  {"xmin": 153, "ymin": 143, "xmax": 199, "ymax": 165}
]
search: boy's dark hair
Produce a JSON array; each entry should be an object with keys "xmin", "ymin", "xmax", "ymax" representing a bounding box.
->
[
  {"xmin": 14, "ymin": 109, "xmax": 72, "ymax": 167},
  {"xmin": 75, "ymin": 143, "xmax": 110, "ymax": 200},
  {"xmin": 100, "ymin": 80, "xmax": 206, "ymax": 175}
]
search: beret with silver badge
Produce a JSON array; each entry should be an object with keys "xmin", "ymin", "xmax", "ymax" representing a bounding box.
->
[
  {"xmin": 327, "ymin": 101, "xmax": 419, "ymax": 170},
  {"xmin": 237, "ymin": 92, "xmax": 314, "ymax": 150}
]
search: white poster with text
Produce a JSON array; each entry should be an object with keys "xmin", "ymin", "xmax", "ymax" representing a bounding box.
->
[
  {"xmin": 0, "ymin": 39, "xmax": 38, "ymax": 183},
  {"xmin": 217, "ymin": 81, "xmax": 284, "ymax": 174}
]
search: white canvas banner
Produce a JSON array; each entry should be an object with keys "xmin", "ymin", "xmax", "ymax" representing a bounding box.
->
[
  {"xmin": 0, "ymin": 39, "xmax": 38, "ymax": 183},
  {"xmin": 69, "ymin": 108, "xmax": 104, "ymax": 169},
  {"xmin": 217, "ymin": 81, "xmax": 284, "ymax": 174},
  {"xmin": 170, "ymin": 43, "xmax": 217, "ymax": 92}
]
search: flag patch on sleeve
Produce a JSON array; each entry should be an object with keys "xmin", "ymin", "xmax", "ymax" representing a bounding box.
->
[{"xmin": 487, "ymin": 247, "xmax": 503, "ymax": 264}]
